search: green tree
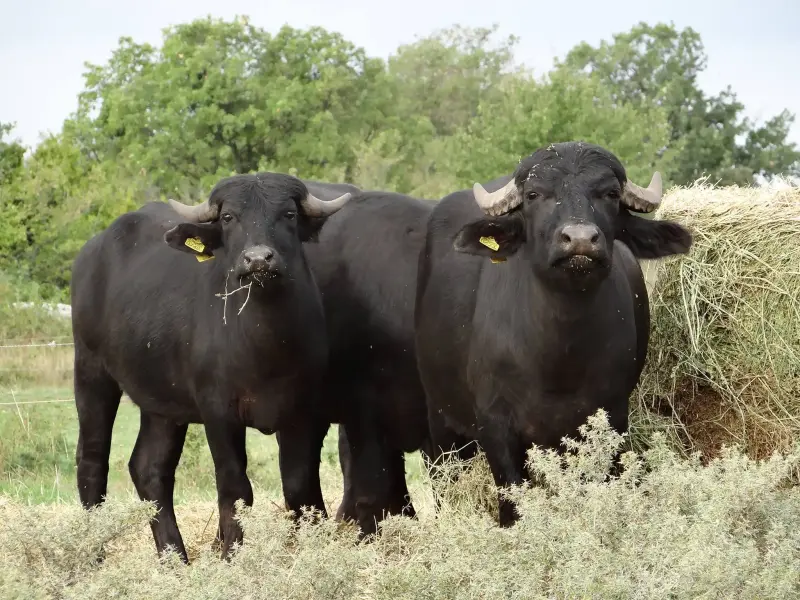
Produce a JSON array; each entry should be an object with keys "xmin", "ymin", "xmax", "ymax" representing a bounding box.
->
[
  {"xmin": 388, "ymin": 24, "xmax": 520, "ymax": 137},
  {"xmin": 69, "ymin": 16, "xmax": 393, "ymax": 196},
  {"xmin": 558, "ymin": 22, "xmax": 800, "ymax": 186},
  {"xmin": 350, "ymin": 24, "xmax": 525, "ymax": 197},
  {"xmin": 0, "ymin": 124, "xmax": 29, "ymax": 268},
  {"xmin": 1, "ymin": 132, "xmax": 147, "ymax": 297},
  {"xmin": 0, "ymin": 122, "xmax": 26, "ymax": 186},
  {"xmin": 441, "ymin": 68, "xmax": 673, "ymax": 188}
]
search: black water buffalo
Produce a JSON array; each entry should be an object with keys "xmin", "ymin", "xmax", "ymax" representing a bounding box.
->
[
  {"xmin": 414, "ymin": 142, "xmax": 693, "ymax": 525},
  {"xmin": 302, "ymin": 189, "xmax": 458, "ymax": 535},
  {"xmin": 70, "ymin": 172, "xmax": 352, "ymax": 561}
]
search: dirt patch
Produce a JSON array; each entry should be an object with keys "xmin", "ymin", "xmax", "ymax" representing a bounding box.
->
[{"xmin": 643, "ymin": 376, "xmax": 799, "ymax": 464}]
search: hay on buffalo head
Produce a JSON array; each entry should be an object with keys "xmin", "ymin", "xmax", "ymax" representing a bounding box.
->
[{"xmin": 633, "ymin": 179, "xmax": 800, "ymax": 461}]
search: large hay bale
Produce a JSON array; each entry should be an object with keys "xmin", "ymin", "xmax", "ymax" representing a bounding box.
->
[{"xmin": 633, "ymin": 180, "xmax": 800, "ymax": 461}]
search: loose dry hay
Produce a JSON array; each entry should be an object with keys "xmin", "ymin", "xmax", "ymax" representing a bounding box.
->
[{"xmin": 634, "ymin": 178, "xmax": 800, "ymax": 461}]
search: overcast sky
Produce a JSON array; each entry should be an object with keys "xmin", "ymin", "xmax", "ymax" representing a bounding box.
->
[{"xmin": 2, "ymin": 0, "xmax": 798, "ymax": 149}]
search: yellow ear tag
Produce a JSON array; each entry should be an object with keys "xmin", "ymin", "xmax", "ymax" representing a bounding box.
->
[
  {"xmin": 184, "ymin": 237, "xmax": 205, "ymax": 253},
  {"xmin": 479, "ymin": 235, "xmax": 500, "ymax": 251},
  {"xmin": 184, "ymin": 237, "xmax": 214, "ymax": 262}
]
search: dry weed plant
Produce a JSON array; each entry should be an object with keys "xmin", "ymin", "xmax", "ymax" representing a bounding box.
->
[{"xmin": 2, "ymin": 410, "xmax": 798, "ymax": 599}]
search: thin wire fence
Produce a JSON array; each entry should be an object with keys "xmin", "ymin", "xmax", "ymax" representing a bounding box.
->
[
  {"xmin": 0, "ymin": 398, "xmax": 74, "ymax": 406},
  {"xmin": 0, "ymin": 342, "xmax": 74, "ymax": 349}
]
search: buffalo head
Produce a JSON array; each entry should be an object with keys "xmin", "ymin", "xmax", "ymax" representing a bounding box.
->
[
  {"xmin": 163, "ymin": 173, "xmax": 351, "ymax": 286},
  {"xmin": 454, "ymin": 142, "xmax": 692, "ymax": 291}
]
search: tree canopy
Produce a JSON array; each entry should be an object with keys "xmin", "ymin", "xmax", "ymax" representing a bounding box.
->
[
  {"xmin": 556, "ymin": 22, "xmax": 800, "ymax": 186},
  {"xmin": 2, "ymin": 17, "xmax": 798, "ymax": 298}
]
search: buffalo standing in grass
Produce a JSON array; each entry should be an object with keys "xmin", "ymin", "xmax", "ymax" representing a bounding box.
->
[
  {"xmin": 302, "ymin": 189, "xmax": 458, "ymax": 535},
  {"xmin": 414, "ymin": 142, "xmax": 693, "ymax": 525},
  {"xmin": 70, "ymin": 173, "xmax": 351, "ymax": 560}
]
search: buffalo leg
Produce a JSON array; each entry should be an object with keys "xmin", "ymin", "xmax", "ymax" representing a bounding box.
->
[
  {"xmin": 336, "ymin": 425, "xmax": 416, "ymax": 528},
  {"xmin": 334, "ymin": 417, "xmax": 413, "ymax": 537},
  {"xmin": 276, "ymin": 418, "xmax": 329, "ymax": 521},
  {"xmin": 344, "ymin": 422, "xmax": 387, "ymax": 536},
  {"xmin": 74, "ymin": 352, "xmax": 122, "ymax": 508},
  {"xmin": 203, "ymin": 419, "xmax": 253, "ymax": 559},
  {"xmin": 475, "ymin": 408, "xmax": 526, "ymax": 527},
  {"xmin": 356, "ymin": 445, "xmax": 416, "ymax": 535},
  {"xmin": 128, "ymin": 411, "xmax": 189, "ymax": 562}
]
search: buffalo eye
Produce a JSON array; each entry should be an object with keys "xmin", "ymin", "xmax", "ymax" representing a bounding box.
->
[
  {"xmin": 221, "ymin": 213, "xmax": 233, "ymax": 223},
  {"xmin": 606, "ymin": 189, "xmax": 621, "ymax": 200},
  {"xmin": 284, "ymin": 211, "xmax": 297, "ymax": 220},
  {"xmin": 526, "ymin": 191, "xmax": 539, "ymax": 201}
]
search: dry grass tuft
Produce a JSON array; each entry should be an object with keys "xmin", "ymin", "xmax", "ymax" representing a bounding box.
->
[
  {"xmin": 633, "ymin": 179, "xmax": 800, "ymax": 460},
  {"xmin": 0, "ymin": 344, "xmax": 73, "ymax": 387},
  {"xmin": 0, "ymin": 273, "xmax": 73, "ymax": 388}
]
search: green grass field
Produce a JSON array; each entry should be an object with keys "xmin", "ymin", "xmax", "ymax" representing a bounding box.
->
[
  {"xmin": 0, "ymin": 383, "xmax": 430, "ymax": 512},
  {"xmin": 0, "ymin": 330, "xmax": 431, "ymax": 513}
]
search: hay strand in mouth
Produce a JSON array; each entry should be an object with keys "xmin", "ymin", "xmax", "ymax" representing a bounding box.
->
[{"xmin": 215, "ymin": 271, "xmax": 253, "ymax": 325}]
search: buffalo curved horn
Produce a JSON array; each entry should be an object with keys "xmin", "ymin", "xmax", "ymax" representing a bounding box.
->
[
  {"xmin": 622, "ymin": 172, "xmax": 663, "ymax": 213},
  {"xmin": 472, "ymin": 178, "xmax": 521, "ymax": 216},
  {"xmin": 300, "ymin": 191, "xmax": 352, "ymax": 218},
  {"xmin": 168, "ymin": 198, "xmax": 219, "ymax": 223}
]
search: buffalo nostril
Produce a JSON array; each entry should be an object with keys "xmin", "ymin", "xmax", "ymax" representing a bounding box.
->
[
  {"xmin": 560, "ymin": 232, "xmax": 572, "ymax": 244},
  {"xmin": 241, "ymin": 246, "xmax": 278, "ymax": 274},
  {"xmin": 590, "ymin": 232, "xmax": 599, "ymax": 244}
]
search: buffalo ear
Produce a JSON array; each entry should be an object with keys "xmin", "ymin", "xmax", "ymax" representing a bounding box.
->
[
  {"xmin": 615, "ymin": 209, "xmax": 692, "ymax": 259},
  {"xmin": 164, "ymin": 223, "xmax": 222, "ymax": 259},
  {"xmin": 453, "ymin": 213, "xmax": 525, "ymax": 259}
]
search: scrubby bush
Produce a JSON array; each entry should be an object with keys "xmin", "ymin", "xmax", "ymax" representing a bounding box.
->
[{"xmin": 2, "ymin": 410, "xmax": 798, "ymax": 599}]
